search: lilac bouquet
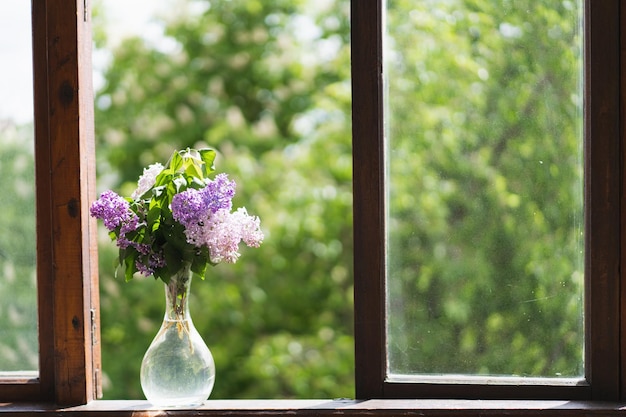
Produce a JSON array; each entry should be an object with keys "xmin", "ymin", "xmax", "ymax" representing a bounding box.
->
[{"xmin": 90, "ymin": 148, "xmax": 263, "ymax": 283}]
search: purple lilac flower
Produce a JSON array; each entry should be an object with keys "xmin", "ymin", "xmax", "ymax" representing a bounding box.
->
[
  {"xmin": 171, "ymin": 188, "xmax": 206, "ymax": 229},
  {"xmin": 90, "ymin": 190, "xmax": 138, "ymax": 232},
  {"xmin": 120, "ymin": 215, "xmax": 140, "ymax": 235},
  {"xmin": 204, "ymin": 173, "xmax": 236, "ymax": 213},
  {"xmin": 171, "ymin": 173, "xmax": 236, "ymax": 228},
  {"xmin": 171, "ymin": 173, "xmax": 262, "ymax": 264},
  {"xmin": 135, "ymin": 260, "xmax": 152, "ymax": 276},
  {"xmin": 116, "ymin": 236, "xmax": 132, "ymax": 249},
  {"xmin": 135, "ymin": 250, "xmax": 166, "ymax": 277},
  {"xmin": 133, "ymin": 242, "xmax": 153, "ymax": 255}
]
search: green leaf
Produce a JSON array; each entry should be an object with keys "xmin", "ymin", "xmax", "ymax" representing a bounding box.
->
[
  {"xmin": 184, "ymin": 161, "xmax": 204, "ymax": 181},
  {"xmin": 113, "ymin": 253, "xmax": 124, "ymax": 280},
  {"xmin": 163, "ymin": 243, "xmax": 184, "ymax": 276},
  {"xmin": 153, "ymin": 168, "xmax": 174, "ymax": 188},
  {"xmin": 191, "ymin": 247, "xmax": 210, "ymax": 279},
  {"xmin": 123, "ymin": 251, "xmax": 138, "ymax": 282},
  {"xmin": 162, "ymin": 223, "xmax": 189, "ymax": 254},
  {"xmin": 172, "ymin": 174, "xmax": 189, "ymax": 193},
  {"xmin": 165, "ymin": 181, "xmax": 178, "ymax": 202},
  {"xmin": 151, "ymin": 184, "xmax": 168, "ymax": 199},
  {"xmin": 152, "ymin": 264, "xmax": 169, "ymax": 284},
  {"xmin": 199, "ymin": 148, "xmax": 216, "ymax": 175},
  {"xmin": 169, "ymin": 150, "xmax": 184, "ymax": 172},
  {"xmin": 147, "ymin": 205, "xmax": 162, "ymax": 232}
]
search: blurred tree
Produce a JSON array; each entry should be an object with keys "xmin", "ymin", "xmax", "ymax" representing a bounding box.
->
[
  {"xmin": 94, "ymin": 0, "xmax": 353, "ymax": 399},
  {"xmin": 93, "ymin": 0, "xmax": 584, "ymax": 400},
  {"xmin": 385, "ymin": 0, "xmax": 584, "ymax": 376},
  {"xmin": 0, "ymin": 120, "xmax": 37, "ymax": 372}
]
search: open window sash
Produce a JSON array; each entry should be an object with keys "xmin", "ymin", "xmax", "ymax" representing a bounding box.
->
[{"xmin": 0, "ymin": 0, "xmax": 101, "ymax": 405}]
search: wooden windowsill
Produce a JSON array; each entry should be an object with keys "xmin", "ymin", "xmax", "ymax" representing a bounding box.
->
[{"xmin": 1, "ymin": 399, "xmax": 625, "ymax": 416}]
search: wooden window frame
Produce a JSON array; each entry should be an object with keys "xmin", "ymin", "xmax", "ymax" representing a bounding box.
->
[
  {"xmin": 352, "ymin": 0, "xmax": 625, "ymax": 402},
  {"xmin": 0, "ymin": 0, "xmax": 101, "ymax": 405},
  {"xmin": 2, "ymin": 0, "xmax": 626, "ymax": 415}
]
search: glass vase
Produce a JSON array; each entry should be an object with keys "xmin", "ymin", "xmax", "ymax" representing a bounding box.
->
[{"xmin": 140, "ymin": 264, "xmax": 215, "ymax": 407}]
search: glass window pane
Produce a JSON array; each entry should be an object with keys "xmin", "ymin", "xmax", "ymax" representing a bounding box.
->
[
  {"xmin": 0, "ymin": 2, "xmax": 38, "ymax": 373},
  {"xmin": 385, "ymin": 0, "xmax": 584, "ymax": 378}
]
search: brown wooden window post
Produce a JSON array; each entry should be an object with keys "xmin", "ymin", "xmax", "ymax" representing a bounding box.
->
[
  {"xmin": 351, "ymin": 0, "xmax": 386, "ymax": 401},
  {"xmin": 31, "ymin": 0, "xmax": 101, "ymax": 405}
]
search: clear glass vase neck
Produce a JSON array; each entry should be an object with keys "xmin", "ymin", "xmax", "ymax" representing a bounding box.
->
[{"xmin": 164, "ymin": 263, "xmax": 192, "ymax": 322}]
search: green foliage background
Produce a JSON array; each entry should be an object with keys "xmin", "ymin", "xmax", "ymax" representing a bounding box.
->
[
  {"xmin": 93, "ymin": 0, "xmax": 589, "ymax": 397},
  {"xmin": 385, "ymin": 0, "xmax": 584, "ymax": 376},
  {"xmin": 0, "ymin": 0, "xmax": 585, "ymax": 400},
  {"xmin": 93, "ymin": 0, "xmax": 353, "ymax": 399},
  {"xmin": 0, "ymin": 121, "xmax": 37, "ymax": 372}
]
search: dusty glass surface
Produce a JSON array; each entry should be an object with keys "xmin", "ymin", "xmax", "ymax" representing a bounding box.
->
[
  {"xmin": 0, "ymin": 2, "xmax": 38, "ymax": 373},
  {"xmin": 385, "ymin": 0, "xmax": 584, "ymax": 378}
]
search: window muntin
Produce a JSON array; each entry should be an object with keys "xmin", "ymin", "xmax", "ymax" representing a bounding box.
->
[{"xmin": 384, "ymin": 1, "xmax": 585, "ymax": 379}]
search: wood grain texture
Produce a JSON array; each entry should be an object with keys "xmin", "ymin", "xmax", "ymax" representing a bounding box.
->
[
  {"xmin": 619, "ymin": 0, "xmax": 626, "ymax": 403},
  {"xmin": 32, "ymin": 0, "xmax": 55, "ymax": 403},
  {"xmin": 351, "ymin": 0, "xmax": 386, "ymax": 400},
  {"xmin": 45, "ymin": 0, "xmax": 100, "ymax": 405},
  {"xmin": 584, "ymin": 0, "xmax": 621, "ymax": 401},
  {"xmin": 2, "ymin": 399, "xmax": 626, "ymax": 417}
]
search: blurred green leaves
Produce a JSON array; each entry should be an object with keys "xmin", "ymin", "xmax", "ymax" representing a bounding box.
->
[
  {"xmin": 0, "ymin": 122, "xmax": 37, "ymax": 372},
  {"xmin": 92, "ymin": 0, "xmax": 584, "ymax": 399},
  {"xmin": 386, "ymin": 0, "xmax": 584, "ymax": 377},
  {"xmin": 94, "ymin": 0, "xmax": 353, "ymax": 399}
]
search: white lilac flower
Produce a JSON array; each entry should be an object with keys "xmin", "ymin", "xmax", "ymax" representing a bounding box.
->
[
  {"xmin": 132, "ymin": 162, "xmax": 164, "ymax": 200},
  {"xmin": 190, "ymin": 208, "xmax": 264, "ymax": 264},
  {"xmin": 171, "ymin": 175, "xmax": 263, "ymax": 264},
  {"xmin": 233, "ymin": 207, "xmax": 264, "ymax": 248},
  {"xmin": 203, "ymin": 209, "xmax": 245, "ymax": 264}
]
